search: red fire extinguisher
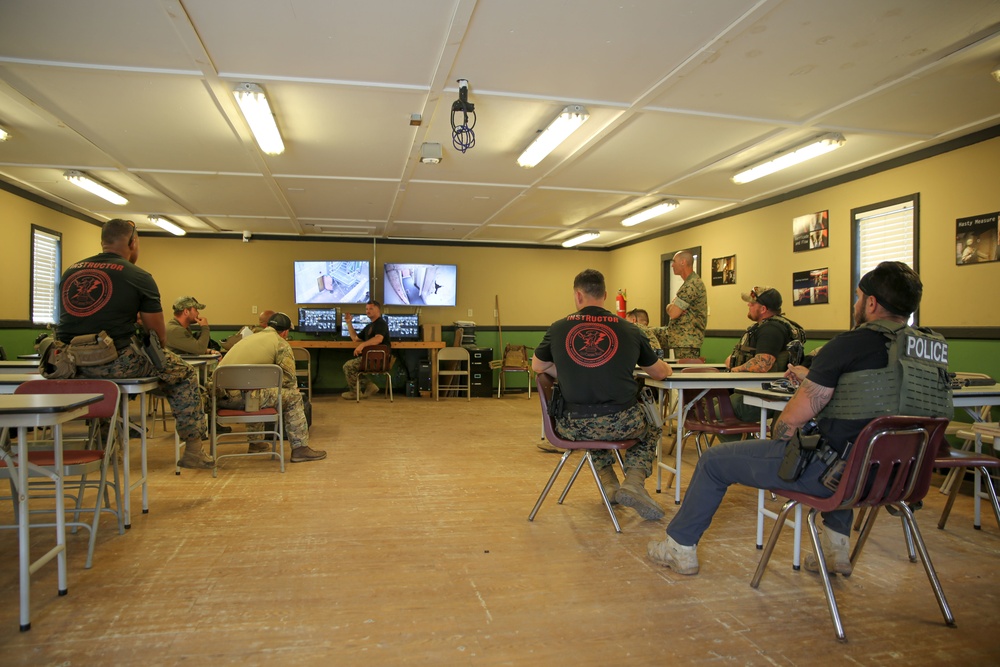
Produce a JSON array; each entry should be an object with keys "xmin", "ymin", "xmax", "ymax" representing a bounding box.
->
[{"xmin": 616, "ymin": 289, "xmax": 627, "ymax": 318}]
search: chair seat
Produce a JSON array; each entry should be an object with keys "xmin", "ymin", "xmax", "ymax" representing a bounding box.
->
[
  {"xmin": 935, "ymin": 447, "xmax": 1000, "ymax": 469},
  {"xmin": 552, "ymin": 437, "xmax": 637, "ymax": 451},
  {"xmin": 217, "ymin": 407, "xmax": 278, "ymax": 417},
  {"xmin": 0, "ymin": 450, "xmax": 104, "ymax": 468},
  {"xmin": 683, "ymin": 418, "xmax": 759, "ymax": 435}
]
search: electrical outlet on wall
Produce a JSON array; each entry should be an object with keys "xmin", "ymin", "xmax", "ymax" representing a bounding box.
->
[
  {"xmin": 467, "ymin": 308, "xmax": 473, "ymax": 317},
  {"xmin": 252, "ymin": 305, "xmax": 258, "ymax": 314}
]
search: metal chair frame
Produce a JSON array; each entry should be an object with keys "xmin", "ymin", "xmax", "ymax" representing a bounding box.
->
[
  {"xmin": 528, "ymin": 374, "xmax": 635, "ymax": 533},
  {"xmin": 1, "ymin": 379, "xmax": 124, "ymax": 569},
  {"xmin": 435, "ymin": 347, "xmax": 470, "ymax": 401},
  {"xmin": 210, "ymin": 364, "xmax": 285, "ymax": 477},
  {"xmin": 751, "ymin": 415, "xmax": 954, "ymax": 642},
  {"xmin": 356, "ymin": 345, "xmax": 394, "ymax": 403},
  {"xmin": 292, "ymin": 347, "xmax": 312, "ymax": 402}
]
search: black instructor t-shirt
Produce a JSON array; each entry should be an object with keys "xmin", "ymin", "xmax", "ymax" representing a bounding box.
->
[
  {"xmin": 57, "ymin": 252, "xmax": 161, "ymax": 344},
  {"xmin": 535, "ymin": 305, "xmax": 658, "ymax": 408}
]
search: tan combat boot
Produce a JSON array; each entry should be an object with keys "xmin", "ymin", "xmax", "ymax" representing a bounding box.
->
[
  {"xmin": 179, "ymin": 438, "xmax": 214, "ymax": 469},
  {"xmin": 647, "ymin": 535, "xmax": 700, "ymax": 575},
  {"xmin": 614, "ymin": 468, "xmax": 665, "ymax": 520},
  {"xmin": 804, "ymin": 525, "xmax": 853, "ymax": 576},
  {"xmin": 596, "ymin": 465, "xmax": 620, "ymax": 505}
]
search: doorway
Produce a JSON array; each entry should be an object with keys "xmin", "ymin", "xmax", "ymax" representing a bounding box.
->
[{"xmin": 659, "ymin": 246, "xmax": 701, "ymax": 326}]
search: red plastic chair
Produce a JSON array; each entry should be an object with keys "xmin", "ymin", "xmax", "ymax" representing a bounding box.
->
[
  {"xmin": 751, "ymin": 415, "xmax": 953, "ymax": 642},
  {"xmin": 1, "ymin": 379, "xmax": 124, "ymax": 569},
  {"xmin": 528, "ymin": 373, "xmax": 637, "ymax": 533}
]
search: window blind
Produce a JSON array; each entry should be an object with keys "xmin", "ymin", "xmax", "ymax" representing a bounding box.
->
[{"xmin": 31, "ymin": 227, "xmax": 61, "ymax": 325}]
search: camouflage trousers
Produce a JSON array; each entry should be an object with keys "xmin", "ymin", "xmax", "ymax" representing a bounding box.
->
[
  {"xmin": 673, "ymin": 347, "xmax": 701, "ymax": 360},
  {"xmin": 342, "ymin": 356, "xmax": 372, "ymax": 392},
  {"xmin": 215, "ymin": 386, "xmax": 310, "ymax": 449},
  {"xmin": 77, "ymin": 346, "xmax": 205, "ymax": 442},
  {"xmin": 554, "ymin": 403, "xmax": 660, "ymax": 474}
]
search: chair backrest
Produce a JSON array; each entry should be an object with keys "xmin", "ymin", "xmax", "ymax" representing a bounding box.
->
[
  {"xmin": 292, "ymin": 348, "xmax": 310, "ymax": 363},
  {"xmin": 680, "ymin": 366, "xmax": 721, "ymax": 373},
  {"xmin": 689, "ymin": 388, "xmax": 739, "ymax": 425},
  {"xmin": 15, "ymin": 378, "xmax": 121, "ymax": 421},
  {"xmin": 438, "ymin": 346, "xmax": 470, "ymax": 364},
  {"xmin": 536, "ymin": 373, "xmax": 563, "ymax": 445},
  {"xmin": 359, "ymin": 345, "xmax": 392, "ymax": 372},
  {"xmin": 214, "ymin": 364, "xmax": 282, "ymax": 391},
  {"xmin": 677, "ymin": 357, "xmax": 706, "ymax": 364},
  {"xmin": 502, "ymin": 344, "xmax": 530, "ymax": 369},
  {"xmin": 831, "ymin": 415, "xmax": 949, "ymax": 510}
]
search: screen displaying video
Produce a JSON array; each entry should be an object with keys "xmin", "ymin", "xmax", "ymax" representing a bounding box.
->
[
  {"xmin": 382, "ymin": 263, "xmax": 457, "ymax": 306},
  {"xmin": 294, "ymin": 260, "xmax": 370, "ymax": 304}
]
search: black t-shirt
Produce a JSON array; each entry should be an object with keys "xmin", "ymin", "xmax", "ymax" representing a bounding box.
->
[
  {"xmin": 752, "ymin": 318, "xmax": 791, "ymax": 359},
  {"xmin": 57, "ymin": 252, "xmax": 161, "ymax": 344},
  {"xmin": 534, "ymin": 305, "xmax": 658, "ymax": 407},
  {"xmin": 361, "ymin": 316, "xmax": 391, "ymax": 350},
  {"xmin": 806, "ymin": 327, "xmax": 890, "ymax": 452}
]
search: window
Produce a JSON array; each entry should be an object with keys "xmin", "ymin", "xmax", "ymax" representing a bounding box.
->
[
  {"xmin": 851, "ymin": 194, "xmax": 919, "ymax": 325},
  {"xmin": 31, "ymin": 225, "xmax": 62, "ymax": 325}
]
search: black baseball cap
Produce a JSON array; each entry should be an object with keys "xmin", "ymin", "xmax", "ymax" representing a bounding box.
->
[{"xmin": 267, "ymin": 312, "xmax": 292, "ymax": 331}]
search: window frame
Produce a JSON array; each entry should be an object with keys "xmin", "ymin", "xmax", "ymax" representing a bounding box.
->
[
  {"xmin": 850, "ymin": 193, "xmax": 920, "ymax": 327},
  {"xmin": 30, "ymin": 225, "xmax": 62, "ymax": 325}
]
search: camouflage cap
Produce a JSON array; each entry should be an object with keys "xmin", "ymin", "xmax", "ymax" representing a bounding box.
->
[
  {"xmin": 741, "ymin": 286, "xmax": 782, "ymax": 311},
  {"xmin": 173, "ymin": 296, "xmax": 206, "ymax": 311}
]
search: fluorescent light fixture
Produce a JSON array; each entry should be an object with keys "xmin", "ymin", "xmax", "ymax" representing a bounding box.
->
[
  {"xmin": 149, "ymin": 215, "xmax": 186, "ymax": 236},
  {"xmin": 621, "ymin": 199, "xmax": 679, "ymax": 227},
  {"xmin": 0, "ymin": 125, "xmax": 10, "ymax": 142},
  {"xmin": 233, "ymin": 82, "xmax": 285, "ymax": 155},
  {"xmin": 517, "ymin": 105, "xmax": 589, "ymax": 168},
  {"xmin": 731, "ymin": 133, "xmax": 846, "ymax": 184},
  {"xmin": 63, "ymin": 170, "xmax": 128, "ymax": 205},
  {"xmin": 561, "ymin": 231, "xmax": 600, "ymax": 248}
]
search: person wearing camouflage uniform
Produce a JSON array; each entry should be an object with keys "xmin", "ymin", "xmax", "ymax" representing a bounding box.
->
[
  {"xmin": 665, "ymin": 251, "xmax": 707, "ymax": 359},
  {"xmin": 57, "ymin": 218, "xmax": 212, "ymax": 469},
  {"xmin": 626, "ymin": 308, "xmax": 663, "ymax": 355},
  {"xmin": 215, "ymin": 312, "xmax": 326, "ymax": 462},
  {"xmin": 532, "ymin": 269, "xmax": 674, "ymax": 521}
]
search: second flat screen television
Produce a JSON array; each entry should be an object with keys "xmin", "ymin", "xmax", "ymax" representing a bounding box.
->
[
  {"xmin": 383, "ymin": 263, "xmax": 457, "ymax": 306},
  {"xmin": 294, "ymin": 260, "xmax": 370, "ymax": 305}
]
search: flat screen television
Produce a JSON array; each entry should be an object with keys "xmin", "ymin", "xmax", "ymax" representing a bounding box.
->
[
  {"xmin": 340, "ymin": 313, "xmax": 420, "ymax": 341},
  {"xmin": 382, "ymin": 263, "xmax": 457, "ymax": 306},
  {"xmin": 387, "ymin": 314, "xmax": 420, "ymax": 340},
  {"xmin": 294, "ymin": 260, "xmax": 371, "ymax": 304},
  {"xmin": 297, "ymin": 307, "xmax": 340, "ymax": 334},
  {"xmin": 342, "ymin": 313, "xmax": 371, "ymax": 336}
]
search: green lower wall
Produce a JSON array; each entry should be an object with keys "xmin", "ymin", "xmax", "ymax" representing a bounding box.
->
[{"xmin": 3, "ymin": 327, "xmax": 997, "ymax": 404}]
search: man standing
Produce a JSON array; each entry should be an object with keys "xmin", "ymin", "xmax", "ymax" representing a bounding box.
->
[
  {"xmin": 725, "ymin": 287, "xmax": 804, "ymax": 422},
  {"xmin": 665, "ymin": 251, "xmax": 707, "ymax": 359},
  {"xmin": 166, "ymin": 296, "xmax": 218, "ymax": 356},
  {"xmin": 57, "ymin": 218, "xmax": 212, "ymax": 469},
  {"xmin": 647, "ymin": 262, "xmax": 951, "ymax": 575},
  {"xmin": 342, "ymin": 299, "xmax": 391, "ymax": 400},
  {"xmin": 217, "ymin": 312, "xmax": 326, "ymax": 462},
  {"xmin": 532, "ymin": 269, "xmax": 673, "ymax": 520}
]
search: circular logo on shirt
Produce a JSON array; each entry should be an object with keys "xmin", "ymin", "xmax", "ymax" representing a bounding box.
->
[
  {"xmin": 62, "ymin": 269, "xmax": 113, "ymax": 317},
  {"xmin": 566, "ymin": 323, "xmax": 618, "ymax": 368}
]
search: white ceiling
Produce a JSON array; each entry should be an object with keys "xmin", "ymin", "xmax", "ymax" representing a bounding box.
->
[{"xmin": 1, "ymin": 0, "xmax": 999, "ymax": 248}]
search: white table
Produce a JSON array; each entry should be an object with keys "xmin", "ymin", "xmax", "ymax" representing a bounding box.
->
[
  {"xmin": 736, "ymin": 387, "xmax": 805, "ymax": 568},
  {"xmin": 179, "ymin": 354, "xmax": 218, "ymax": 386},
  {"xmin": 952, "ymin": 386, "xmax": 1000, "ymax": 527},
  {"xmin": 640, "ymin": 371, "xmax": 786, "ymax": 504},
  {"xmin": 0, "ymin": 374, "xmax": 45, "ymax": 394},
  {"xmin": 108, "ymin": 377, "xmax": 159, "ymax": 528},
  {"xmin": 0, "ymin": 361, "xmax": 39, "ymax": 375},
  {"xmin": 0, "ymin": 393, "xmax": 101, "ymax": 631}
]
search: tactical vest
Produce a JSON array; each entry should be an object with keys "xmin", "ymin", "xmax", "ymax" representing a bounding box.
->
[
  {"xmin": 817, "ymin": 320, "xmax": 953, "ymax": 420},
  {"xmin": 730, "ymin": 315, "xmax": 805, "ymax": 370}
]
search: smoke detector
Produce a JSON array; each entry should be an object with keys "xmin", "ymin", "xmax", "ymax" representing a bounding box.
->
[{"xmin": 420, "ymin": 142, "xmax": 442, "ymax": 164}]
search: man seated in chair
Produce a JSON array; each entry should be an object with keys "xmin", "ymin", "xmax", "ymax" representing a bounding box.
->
[
  {"xmin": 625, "ymin": 308, "xmax": 662, "ymax": 355},
  {"xmin": 647, "ymin": 262, "xmax": 952, "ymax": 575},
  {"xmin": 215, "ymin": 312, "xmax": 326, "ymax": 463},
  {"xmin": 165, "ymin": 296, "xmax": 221, "ymax": 356},
  {"xmin": 342, "ymin": 299, "xmax": 391, "ymax": 400},
  {"xmin": 532, "ymin": 269, "xmax": 673, "ymax": 521}
]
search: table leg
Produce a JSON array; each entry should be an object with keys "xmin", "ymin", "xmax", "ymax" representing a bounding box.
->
[
  {"xmin": 16, "ymin": 426, "xmax": 30, "ymax": 630},
  {"xmin": 430, "ymin": 349, "xmax": 439, "ymax": 398},
  {"xmin": 139, "ymin": 393, "xmax": 149, "ymax": 514},
  {"xmin": 120, "ymin": 397, "xmax": 132, "ymax": 529},
  {"xmin": 53, "ymin": 422, "xmax": 68, "ymax": 594}
]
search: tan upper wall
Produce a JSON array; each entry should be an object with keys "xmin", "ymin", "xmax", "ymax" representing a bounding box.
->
[
  {"xmin": 610, "ymin": 135, "xmax": 1000, "ymax": 331},
  {"xmin": 2, "ymin": 135, "xmax": 998, "ymax": 329}
]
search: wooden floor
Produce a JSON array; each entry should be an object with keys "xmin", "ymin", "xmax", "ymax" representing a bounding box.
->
[{"xmin": 2, "ymin": 394, "xmax": 999, "ymax": 665}]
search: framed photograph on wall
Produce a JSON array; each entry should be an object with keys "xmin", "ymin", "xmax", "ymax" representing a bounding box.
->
[
  {"xmin": 955, "ymin": 211, "xmax": 999, "ymax": 264},
  {"xmin": 793, "ymin": 210, "xmax": 829, "ymax": 252},
  {"xmin": 792, "ymin": 267, "xmax": 829, "ymax": 305},
  {"xmin": 711, "ymin": 255, "xmax": 737, "ymax": 286}
]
